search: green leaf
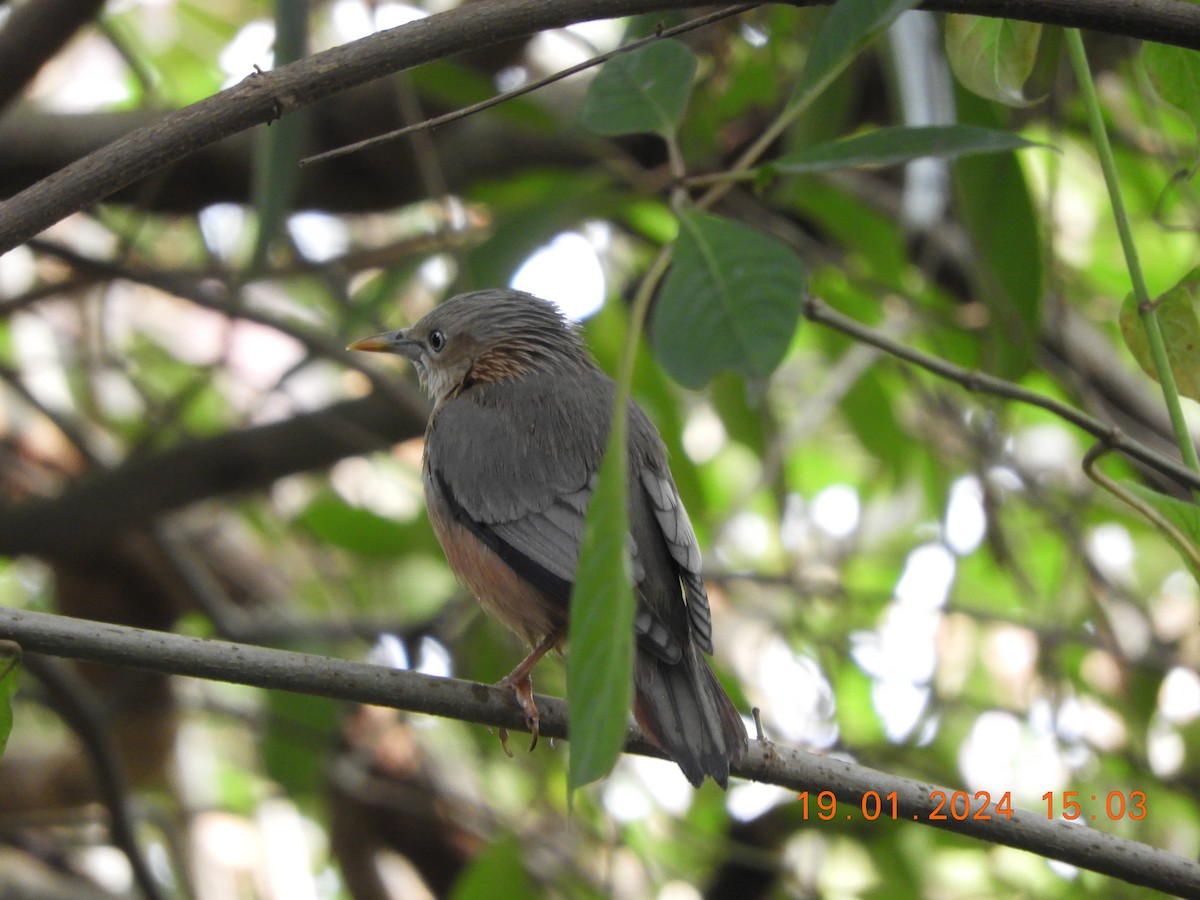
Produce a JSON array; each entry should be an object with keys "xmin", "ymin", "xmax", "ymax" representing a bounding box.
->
[
  {"xmin": 945, "ymin": 15, "xmax": 1043, "ymax": 107},
  {"xmin": 795, "ymin": 0, "xmax": 922, "ymax": 101},
  {"xmin": 786, "ymin": 185, "xmax": 908, "ymax": 287},
  {"xmin": 1119, "ymin": 267, "xmax": 1200, "ymax": 402},
  {"xmin": 0, "ymin": 645, "xmax": 19, "ymax": 759},
  {"xmin": 451, "ymin": 834, "xmax": 536, "ymax": 900},
  {"xmin": 581, "ymin": 39, "xmax": 698, "ymax": 136},
  {"xmin": 1142, "ymin": 42, "xmax": 1200, "ymax": 138},
  {"xmin": 653, "ymin": 212, "xmax": 806, "ymax": 389},
  {"xmin": 566, "ymin": 415, "xmax": 635, "ymax": 792},
  {"xmin": 953, "ymin": 89, "xmax": 1043, "ymax": 380},
  {"xmin": 1121, "ymin": 482, "xmax": 1200, "ymax": 583},
  {"xmin": 709, "ymin": 371, "xmax": 766, "ymax": 458},
  {"xmin": 767, "ymin": 125, "xmax": 1044, "ymax": 175},
  {"xmin": 298, "ymin": 494, "xmax": 435, "ymax": 558},
  {"xmin": 841, "ymin": 369, "xmax": 908, "ymax": 480},
  {"xmin": 262, "ymin": 690, "xmax": 339, "ymax": 798}
]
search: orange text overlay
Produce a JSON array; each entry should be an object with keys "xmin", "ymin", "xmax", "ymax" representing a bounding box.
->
[{"xmin": 796, "ymin": 790, "xmax": 1148, "ymax": 822}]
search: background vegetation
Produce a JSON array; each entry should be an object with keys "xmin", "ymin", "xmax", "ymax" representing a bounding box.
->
[{"xmin": 0, "ymin": 0, "xmax": 1199, "ymax": 896}]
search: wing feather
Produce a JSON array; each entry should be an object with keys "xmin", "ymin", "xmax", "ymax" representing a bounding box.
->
[
  {"xmin": 429, "ymin": 370, "xmax": 711, "ymax": 655},
  {"xmin": 638, "ymin": 468, "xmax": 713, "ymax": 655}
]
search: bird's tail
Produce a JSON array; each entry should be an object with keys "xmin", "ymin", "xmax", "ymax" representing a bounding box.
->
[{"xmin": 633, "ymin": 646, "xmax": 747, "ymax": 788}]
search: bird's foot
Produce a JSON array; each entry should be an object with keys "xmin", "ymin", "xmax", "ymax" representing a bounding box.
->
[
  {"xmin": 494, "ymin": 634, "xmax": 557, "ymax": 754},
  {"xmin": 497, "ymin": 671, "xmax": 540, "ymax": 752}
]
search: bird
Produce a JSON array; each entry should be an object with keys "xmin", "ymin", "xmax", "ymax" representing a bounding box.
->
[{"xmin": 348, "ymin": 288, "xmax": 746, "ymax": 787}]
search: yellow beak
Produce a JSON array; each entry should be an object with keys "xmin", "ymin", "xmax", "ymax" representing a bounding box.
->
[{"xmin": 346, "ymin": 332, "xmax": 396, "ymax": 353}]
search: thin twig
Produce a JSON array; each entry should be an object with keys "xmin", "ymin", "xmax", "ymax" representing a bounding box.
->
[
  {"xmin": 0, "ymin": 361, "xmax": 99, "ymax": 466},
  {"xmin": 803, "ymin": 295, "xmax": 1200, "ymax": 492},
  {"xmin": 1082, "ymin": 442, "xmax": 1200, "ymax": 572},
  {"xmin": 21, "ymin": 652, "xmax": 168, "ymax": 900},
  {"xmin": 24, "ymin": 238, "xmax": 420, "ymax": 414},
  {"xmin": 301, "ymin": 4, "xmax": 759, "ymax": 166}
]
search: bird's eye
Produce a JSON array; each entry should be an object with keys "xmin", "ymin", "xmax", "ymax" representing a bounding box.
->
[{"xmin": 428, "ymin": 330, "xmax": 446, "ymax": 352}]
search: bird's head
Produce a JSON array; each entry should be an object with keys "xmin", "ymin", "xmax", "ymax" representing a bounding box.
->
[{"xmin": 348, "ymin": 289, "xmax": 592, "ymax": 405}]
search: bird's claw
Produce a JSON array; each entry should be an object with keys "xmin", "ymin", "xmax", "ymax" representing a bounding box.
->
[
  {"xmin": 498, "ymin": 672, "xmax": 540, "ymax": 752},
  {"xmin": 497, "ymin": 727, "xmax": 515, "ymax": 757}
]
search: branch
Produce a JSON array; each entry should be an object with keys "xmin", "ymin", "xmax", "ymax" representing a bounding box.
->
[
  {"xmin": 1, "ymin": 608, "xmax": 1197, "ymax": 896},
  {"xmin": 804, "ymin": 297, "xmax": 1200, "ymax": 492},
  {"xmin": 928, "ymin": 0, "xmax": 1200, "ymax": 46},
  {"xmin": 0, "ymin": 0, "xmax": 1197, "ymax": 255},
  {"xmin": 20, "ymin": 652, "xmax": 166, "ymax": 900},
  {"xmin": 300, "ymin": 4, "xmax": 758, "ymax": 166},
  {"xmin": 0, "ymin": 94, "xmax": 593, "ymax": 215},
  {"xmin": 0, "ymin": 389, "xmax": 426, "ymax": 557},
  {"xmin": 0, "ymin": 0, "xmax": 107, "ymax": 114}
]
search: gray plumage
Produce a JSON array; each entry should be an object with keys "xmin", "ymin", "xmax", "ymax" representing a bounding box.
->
[{"xmin": 351, "ymin": 289, "xmax": 746, "ymax": 787}]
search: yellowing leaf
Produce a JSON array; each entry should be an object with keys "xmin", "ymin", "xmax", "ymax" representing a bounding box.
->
[
  {"xmin": 945, "ymin": 15, "xmax": 1042, "ymax": 107},
  {"xmin": 1119, "ymin": 268, "xmax": 1200, "ymax": 402},
  {"xmin": 1142, "ymin": 42, "xmax": 1200, "ymax": 138}
]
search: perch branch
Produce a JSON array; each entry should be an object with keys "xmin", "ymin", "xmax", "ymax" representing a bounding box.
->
[{"xmin": 0, "ymin": 608, "xmax": 1198, "ymax": 896}]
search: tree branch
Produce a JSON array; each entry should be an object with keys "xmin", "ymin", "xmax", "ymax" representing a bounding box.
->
[
  {"xmin": 19, "ymin": 652, "xmax": 166, "ymax": 900},
  {"xmin": 0, "ymin": 0, "xmax": 1197, "ymax": 255},
  {"xmin": 0, "ymin": 389, "xmax": 426, "ymax": 557},
  {"xmin": 0, "ymin": 607, "xmax": 1197, "ymax": 896},
  {"xmin": 0, "ymin": 93, "xmax": 594, "ymax": 214},
  {"xmin": 0, "ymin": 0, "xmax": 107, "ymax": 114},
  {"xmin": 804, "ymin": 297, "xmax": 1200, "ymax": 493}
]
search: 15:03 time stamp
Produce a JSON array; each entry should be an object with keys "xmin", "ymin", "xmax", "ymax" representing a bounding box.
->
[
  {"xmin": 1043, "ymin": 790, "xmax": 1147, "ymax": 821},
  {"xmin": 797, "ymin": 789, "xmax": 1148, "ymax": 822}
]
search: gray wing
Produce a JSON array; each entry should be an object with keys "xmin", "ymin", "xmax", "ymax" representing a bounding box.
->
[
  {"xmin": 638, "ymin": 465, "xmax": 713, "ymax": 655},
  {"xmin": 427, "ymin": 372, "xmax": 606, "ymax": 606},
  {"xmin": 429, "ymin": 371, "xmax": 711, "ymax": 654},
  {"xmin": 428, "ymin": 374, "xmax": 606, "ymax": 525}
]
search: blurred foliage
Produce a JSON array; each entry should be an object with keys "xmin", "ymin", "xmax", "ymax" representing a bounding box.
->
[
  {"xmin": 0, "ymin": 1, "xmax": 1198, "ymax": 898},
  {"xmin": 0, "ymin": 647, "xmax": 17, "ymax": 758}
]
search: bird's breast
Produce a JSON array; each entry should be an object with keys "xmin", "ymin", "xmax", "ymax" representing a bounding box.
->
[{"xmin": 424, "ymin": 470, "xmax": 567, "ymax": 648}]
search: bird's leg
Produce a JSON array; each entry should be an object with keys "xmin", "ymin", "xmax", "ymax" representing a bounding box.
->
[{"xmin": 497, "ymin": 633, "xmax": 558, "ymax": 753}]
